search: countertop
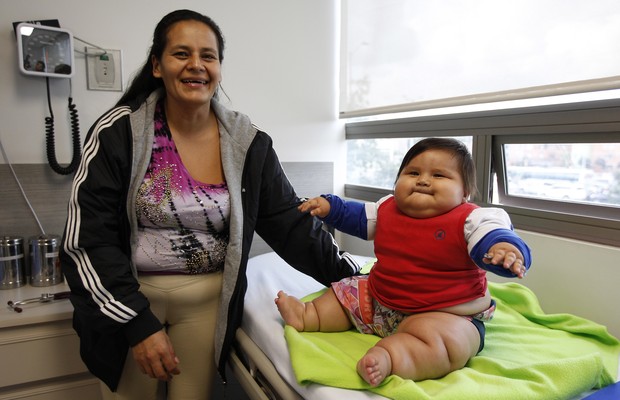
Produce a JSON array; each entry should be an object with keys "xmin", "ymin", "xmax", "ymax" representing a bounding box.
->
[{"xmin": 0, "ymin": 281, "xmax": 73, "ymax": 328}]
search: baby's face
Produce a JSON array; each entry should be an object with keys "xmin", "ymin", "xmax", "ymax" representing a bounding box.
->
[{"xmin": 394, "ymin": 149, "xmax": 467, "ymax": 219}]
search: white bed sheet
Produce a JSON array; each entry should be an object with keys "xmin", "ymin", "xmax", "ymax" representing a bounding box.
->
[
  {"xmin": 243, "ymin": 251, "xmax": 386, "ymax": 400},
  {"xmin": 243, "ymin": 252, "xmax": 619, "ymax": 400}
]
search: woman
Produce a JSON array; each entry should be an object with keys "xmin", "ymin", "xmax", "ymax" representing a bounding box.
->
[{"xmin": 60, "ymin": 9, "xmax": 359, "ymax": 399}]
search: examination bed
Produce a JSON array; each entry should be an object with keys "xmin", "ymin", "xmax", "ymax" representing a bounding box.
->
[
  {"xmin": 229, "ymin": 162, "xmax": 620, "ymax": 400},
  {"xmin": 231, "ymin": 251, "xmax": 619, "ymax": 400}
]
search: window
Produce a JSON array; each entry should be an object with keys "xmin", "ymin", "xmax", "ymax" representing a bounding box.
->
[
  {"xmin": 340, "ymin": 0, "xmax": 620, "ymax": 118},
  {"xmin": 347, "ymin": 137, "xmax": 472, "ymax": 190},
  {"xmin": 345, "ymin": 99, "xmax": 620, "ymax": 247},
  {"xmin": 342, "ymin": 1, "xmax": 620, "ymax": 246},
  {"xmin": 499, "ymin": 144, "xmax": 619, "ymax": 207}
]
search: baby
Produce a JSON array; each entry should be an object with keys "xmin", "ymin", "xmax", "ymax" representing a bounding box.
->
[{"xmin": 276, "ymin": 138, "xmax": 531, "ymax": 386}]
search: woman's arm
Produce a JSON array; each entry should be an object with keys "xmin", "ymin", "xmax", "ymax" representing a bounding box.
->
[
  {"xmin": 60, "ymin": 110, "xmax": 162, "ymax": 344},
  {"xmin": 251, "ymin": 137, "xmax": 360, "ymax": 285}
]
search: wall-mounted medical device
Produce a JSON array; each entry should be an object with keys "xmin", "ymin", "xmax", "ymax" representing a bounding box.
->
[
  {"xmin": 13, "ymin": 20, "xmax": 81, "ymax": 175},
  {"xmin": 16, "ymin": 22, "xmax": 75, "ymax": 79}
]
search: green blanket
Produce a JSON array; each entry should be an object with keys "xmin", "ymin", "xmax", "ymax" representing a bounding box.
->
[{"xmin": 284, "ymin": 282, "xmax": 620, "ymax": 400}]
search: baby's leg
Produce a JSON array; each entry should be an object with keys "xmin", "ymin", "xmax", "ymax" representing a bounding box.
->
[
  {"xmin": 357, "ymin": 312, "xmax": 480, "ymax": 386},
  {"xmin": 275, "ymin": 291, "xmax": 312, "ymax": 331},
  {"xmin": 356, "ymin": 345, "xmax": 392, "ymax": 387},
  {"xmin": 275, "ymin": 289, "xmax": 352, "ymax": 332}
]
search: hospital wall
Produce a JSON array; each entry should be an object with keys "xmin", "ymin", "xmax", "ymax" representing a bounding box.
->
[{"xmin": 0, "ymin": 0, "xmax": 346, "ymax": 181}]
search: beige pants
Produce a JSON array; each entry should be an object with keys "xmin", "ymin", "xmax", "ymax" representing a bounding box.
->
[{"xmin": 101, "ymin": 272, "xmax": 223, "ymax": 400}]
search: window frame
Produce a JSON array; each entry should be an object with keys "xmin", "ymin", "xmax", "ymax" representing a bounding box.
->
[{"xmin": 344, "ymin": 97, "xmax": 620, "ymax": 247}]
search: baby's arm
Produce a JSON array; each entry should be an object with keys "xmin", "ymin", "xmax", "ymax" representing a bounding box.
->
[
  {"xmin": 298, "ymin": 196, "xmax": 331, "ymax": 218},
  {"xmin": 482, "ymin": 242, "xmax": 527, "ymax": 278},
  {"xmin": 298, "ymin": 194, "xmax": 375, "ymax": 240},
  {"xmin": 466, "ymin": 207, "xmax": 532, "ymax": 278}
]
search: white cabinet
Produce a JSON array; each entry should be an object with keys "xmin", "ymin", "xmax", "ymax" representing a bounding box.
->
[{"xmin": 0, "ymin": 283, "xmax": 102, "ymax": 400}]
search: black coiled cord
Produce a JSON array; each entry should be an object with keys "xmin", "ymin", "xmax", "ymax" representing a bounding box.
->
[{"xmin": 45, "ymin": 77, "xmax": 82, "ymax": 175}]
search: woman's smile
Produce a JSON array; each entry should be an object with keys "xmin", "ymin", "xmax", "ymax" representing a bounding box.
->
[
  {"xmin": 152, "ymin": 20, "xmax": 222, "ymax": 109},
  {"xmin": 181, "ymin": 78, "xmax": 209, "ymax": 85}
]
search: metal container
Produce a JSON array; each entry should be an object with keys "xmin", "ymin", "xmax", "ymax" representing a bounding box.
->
[
  {"xmin": 0, "ymin": 236, "xmax": 25, "ymax": 289},
  {"xmin": 29, "ymin": 234, "xmax": 63, "ymax": 287}
]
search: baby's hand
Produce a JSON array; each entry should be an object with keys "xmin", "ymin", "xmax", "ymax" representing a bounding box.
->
[
  {"xmin": 483, "ymin": 243, "xmax": 527, "ymax": 278},
  {"xmin": 298, "ymin": 196, "xmax": 331, "ymax": 218}
]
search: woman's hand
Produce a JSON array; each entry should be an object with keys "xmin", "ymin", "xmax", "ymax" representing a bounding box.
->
[
  {"xmin": 483, "ymin": 242, "xmax": 527, "ymax": 278},
  {"xmin": 298, "ymin": 196, "xmax": 331, "ymax": 218},
  {"xmin": 131, "ymin": 330, "xmax": 180, "ymax": 381}
]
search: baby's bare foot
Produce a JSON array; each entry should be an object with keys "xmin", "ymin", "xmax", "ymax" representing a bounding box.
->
[
  {"xmin": 275, "ymin": 291, "xmax": 306, "ymax": 331},
  {"xmin": 357, "ymin": 346, "xmax": 392, "ymax": 387}
]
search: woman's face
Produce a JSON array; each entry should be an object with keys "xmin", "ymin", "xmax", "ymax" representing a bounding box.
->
[
  {"xmin": 394, "ymin": 149, "xmax": 467, "ymax": 219},
  {"xmin": 152, "ymin": 20, "xmax": 221, "ymax": 109}
]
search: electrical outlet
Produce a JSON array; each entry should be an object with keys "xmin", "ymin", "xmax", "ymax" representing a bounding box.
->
[{"xmin": 86, "ymin": 47, "xmax": 122, "ymax": 91}]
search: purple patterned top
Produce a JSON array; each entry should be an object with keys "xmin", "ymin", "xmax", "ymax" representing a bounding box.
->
[{"xmin": 134, "ymin": 101, "xmax": 230, "ymax": 274}]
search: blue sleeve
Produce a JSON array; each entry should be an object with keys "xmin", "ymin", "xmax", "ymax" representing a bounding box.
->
[
  {"xmin": 320, "ymin": 194, "xmax": 369, "ymax": 240},
  {"xmin": 470, "ymin": 229, "xmax": 532, "ymax": 278}
]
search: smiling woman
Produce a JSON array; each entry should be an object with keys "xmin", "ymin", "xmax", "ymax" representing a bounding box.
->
[
  {"xmin": 58, "ymin": 8, "xmax": 362, "ymax": 400},
  {"xmin": 152, "ymin": 20, "xmax": 222, "ymax": 112}
]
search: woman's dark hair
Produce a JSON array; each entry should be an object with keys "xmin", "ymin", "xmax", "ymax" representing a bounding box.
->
[
  {"xmin": 395, "ymin": 137, "xmax": 478, "ymax": 198},
  {"xmin": 116, "ymin": 9, "xmax": 225, "ymax": 107}
]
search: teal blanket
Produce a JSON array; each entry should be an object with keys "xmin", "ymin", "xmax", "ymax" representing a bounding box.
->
[{"xmin": 284, "ymin": 282, "xmax": 620, "ymax": 400}]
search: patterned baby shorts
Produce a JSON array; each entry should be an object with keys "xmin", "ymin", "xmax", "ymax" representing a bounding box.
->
[{"xmin": 331, "ymin": 275, "xmax": 496, "ymax": 342}]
